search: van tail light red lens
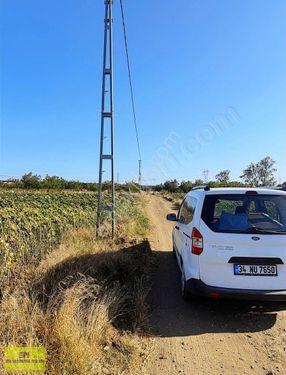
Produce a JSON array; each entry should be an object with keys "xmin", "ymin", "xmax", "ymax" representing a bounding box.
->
[{"xmin": 191, "ymin": 227, "xmax": 203, "ymax": 255}]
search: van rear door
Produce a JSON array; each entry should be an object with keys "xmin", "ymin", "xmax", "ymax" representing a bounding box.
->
[{"xmin": 199, "ymin": 193, "xmax": 286, "ymax": 290}]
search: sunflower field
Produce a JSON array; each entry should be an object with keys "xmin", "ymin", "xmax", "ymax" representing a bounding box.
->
[{"xmin": 0, "ymin": 189, "xmax": 139, "ymax": 280}]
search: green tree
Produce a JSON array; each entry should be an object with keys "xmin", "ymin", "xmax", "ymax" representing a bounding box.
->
[
  {"xmin": 193, "ymin": 179, "xmax": 204, "ymax": 187},
  {"xmin": 180, "ymin": 180, "xmax": 193, "ymax": 193},
  {"xmin": 163, "ymin": 179, "xmax": 179, "ymax": 193},
  {"xmin": 240, "ymin": 156, "xmax": 277, "ymax": 187},
  {"xmin": 65, "ymin": 180, "xmax": 83, "ymax": 190},
  {"xmin": 153, "ymin": 184, "xmax": 163, "ymax": 192},
  {"xmin": 215, "ymin": 170, "xmax": 230, "ymax": 183},
  {"xmin": 102, "ymin": 181, "xmax": 112, "ymax": 191},
  {"xmin": 86, "ymin": 183, "xmax": 98, "ymax": 192},
  {"xmin": 42, "ymin": 175, "xmax": 66, "ymax": 189},
  {"xmin": 122, "ymin": 181, "xmax": 140, "ymax": 193},
  {"xmin": 21, "ymin": 172, "xmax": 42, "ymax": 189}
]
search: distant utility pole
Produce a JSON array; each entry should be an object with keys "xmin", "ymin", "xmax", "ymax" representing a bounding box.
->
[
  {"xmin": 96, "ymin": 0, "xmax": 115, "ymax": 238},
  {"xmin": 203, "ymin": 169, "xmax": 209, "ymax": 183},
  {"xmin": 138, "ymin": 159, "xmax": 142, "ymax": 186}
]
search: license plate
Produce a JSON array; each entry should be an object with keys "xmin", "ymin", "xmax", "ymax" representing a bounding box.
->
[{"xmin": 234, "ymin": 264, "xmax": 277, "ymax": 276}]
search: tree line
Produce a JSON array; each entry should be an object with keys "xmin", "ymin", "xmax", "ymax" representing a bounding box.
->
[
  {"xmin": 1, "ymin": 156, "xmax": 284, "ymax": 192},
  {"xmin": 0, "ymin": 173, "xmax": 142, "ymax": 192},
  {"xmin": 0, "ymin": 173, "xmax": 99, "ymax": 191},
  {"xmin": 154, "ymin": 156, "xmax": 285, "ymax": 193}
]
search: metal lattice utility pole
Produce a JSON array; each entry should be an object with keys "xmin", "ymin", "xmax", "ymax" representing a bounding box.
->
[
  {"xmin": 203, "ymin": 169, "xmax": 209, "ymax": 183},
  {"xmin": 96, "ymin": 0, "xmax": 115, "ymax": 238}
]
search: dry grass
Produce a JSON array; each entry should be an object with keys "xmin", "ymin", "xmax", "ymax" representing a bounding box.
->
[{"xmin": 0, "ymin": 194, "xmax": 153, "ymax": 375}]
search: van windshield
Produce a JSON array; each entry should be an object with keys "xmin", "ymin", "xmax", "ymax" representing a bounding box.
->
[{"xmin": 201, "ymin": 194, "xmax": 286, "ymax": 234}]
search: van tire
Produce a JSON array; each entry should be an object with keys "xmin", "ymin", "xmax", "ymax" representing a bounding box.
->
[
  {"xmin": 181, "ymin": 270, "xmax": 199, "ymax": 301},
  {"xmin": 181, "ymin": 269, "xmax": 190, "ymax": 300},
  {"xmin": 172, "ymin": 244, "xmax": 176, "ymax": 259}
]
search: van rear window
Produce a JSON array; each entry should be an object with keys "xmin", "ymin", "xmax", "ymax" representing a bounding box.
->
[{"xmin": 201, "ymin": 194, "xmax": 286, "ymax": 234}]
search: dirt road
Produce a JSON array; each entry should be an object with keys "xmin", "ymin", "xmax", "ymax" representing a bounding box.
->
[{"xmin": 144, "ymin": 194, "xmax": 286, "ymax": 375}]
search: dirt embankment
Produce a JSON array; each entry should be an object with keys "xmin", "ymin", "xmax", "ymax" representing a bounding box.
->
[{"xmin": 143, "ymin": 193, "xmax": 286, "ymax": 375}]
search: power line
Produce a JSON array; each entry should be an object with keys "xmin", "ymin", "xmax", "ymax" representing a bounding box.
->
[
  {"xmin": 0, "ymin": 175, "xmax": 20, "ymax": 178},
  {"xmin": 119, "ymin": 0, "xmax": 142, "ymax": 184}
]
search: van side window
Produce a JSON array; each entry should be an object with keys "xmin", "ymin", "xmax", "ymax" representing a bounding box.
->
[
  {"xmin": 178, "ymin": 199, "xmax": 187, "ymax": 224},
  {"xmin": 178, "ymin": 197, "xmax": 197, "ymax": 225}
]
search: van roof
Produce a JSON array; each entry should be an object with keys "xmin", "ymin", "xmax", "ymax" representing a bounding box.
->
[{"xmin": 187, "ymin": 187, "xmax": 286, "ymax": 197}]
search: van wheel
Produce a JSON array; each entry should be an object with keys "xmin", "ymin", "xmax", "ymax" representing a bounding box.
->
[
  {"xmin": 181, "ymin": 269, "xmax": 190, "ymax": 300},
  {"xmin": 172, "ymin": 244, "xmax": 176, "ymax": 259},
  {"xmin": 181, "ymin": 269, "xmax": 198, "ymax": 301}
]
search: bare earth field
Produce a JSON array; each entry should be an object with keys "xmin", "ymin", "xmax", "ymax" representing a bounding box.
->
[{"xmin": 143, "ymin": 194, "xmax": 286, "ymax": 375}]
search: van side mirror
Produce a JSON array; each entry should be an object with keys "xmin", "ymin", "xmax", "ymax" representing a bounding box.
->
[{"xmin": 166, "ymin": 213, "xmax": 177, "ymax": 221}]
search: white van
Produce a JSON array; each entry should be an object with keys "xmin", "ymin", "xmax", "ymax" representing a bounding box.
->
[{"xmin": 167, "ymin": 187, "xmax": 286, "ymax": 300}]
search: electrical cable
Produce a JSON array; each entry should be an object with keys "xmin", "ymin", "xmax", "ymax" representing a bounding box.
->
[{"xmin": 119, "ymin": 0, "xmax": 142, "ymax": 165}]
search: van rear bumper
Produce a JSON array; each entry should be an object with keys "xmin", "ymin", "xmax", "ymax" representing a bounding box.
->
[{"xmin": 187, "ymin": 279, "xmax": 286, "ymax": 301}]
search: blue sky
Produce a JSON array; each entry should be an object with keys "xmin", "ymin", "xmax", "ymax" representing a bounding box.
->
[{"xmin": 1, "ymin": 0, "xmax": 285, "ymax": 184}]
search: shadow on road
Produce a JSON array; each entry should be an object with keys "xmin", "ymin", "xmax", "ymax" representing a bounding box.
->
[{"xmin": 149, "ymin": 250, "xmax": 284, "ymax": 338}]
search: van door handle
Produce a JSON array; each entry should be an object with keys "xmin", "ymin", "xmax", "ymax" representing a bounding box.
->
[{"xmin": 175, "ymin": 226, "xmax": 180, "ymax": 230}]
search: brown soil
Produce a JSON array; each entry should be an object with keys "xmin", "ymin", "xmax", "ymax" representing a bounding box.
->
[{"xmin": 143, "ymin": 193, "xmax": 286, "ymax": 375}]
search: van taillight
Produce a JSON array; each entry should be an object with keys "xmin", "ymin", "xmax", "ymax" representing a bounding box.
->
[{"xmin": 192, "ymin": 227, "xmax": 203, "ymax": 255}]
